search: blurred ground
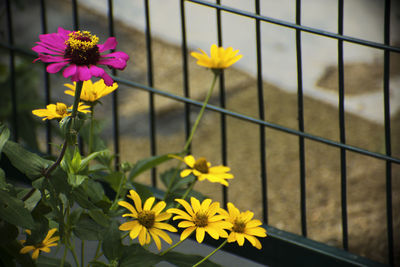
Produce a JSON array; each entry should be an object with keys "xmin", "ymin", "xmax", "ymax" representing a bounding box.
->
[{"xmin": 3, "ymin": 0, "xmax": 400, "ymax": 265}]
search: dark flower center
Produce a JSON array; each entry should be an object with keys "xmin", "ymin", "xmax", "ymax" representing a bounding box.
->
[
  {"xmin": 194, "ymin": 157, "xmax": 209, "ymax": 174},
  {"xmin": 138, "ymin": 210, "xmax": 156, "ymax": 229},
  {"xmin": 55, "ymin": 103, "xmax": 67, "ymax": 116},
  {"xmin": 232, "ymin": 219, "xmax": 246, "ymax": 233},
  {"xmin": 64, "ymin": 30, "xmax": 100, "ymax": 66},
  {"xmin": 194, "ymin": 212, "xmax": 208, "ymax": 227}
]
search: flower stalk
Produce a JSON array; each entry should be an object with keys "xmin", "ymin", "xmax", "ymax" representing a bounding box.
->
[{"xmin": 193, "ymin": 239, "xmax": 227, "ymax": 267}]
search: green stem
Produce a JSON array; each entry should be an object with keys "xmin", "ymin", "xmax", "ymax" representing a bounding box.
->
[
  {"xmin": 71, "ymin": 81, "xmax": 83, "ymax": 118},
  {"xmin": 159, "ymin": 237, "xmax": 188, "ymax": 256},
  {"xmin": 164, "ymin": 73, "xmax": 219, "ymax": 201},
  {"xmin": 110, "ymin": 173, "xmax": 127, "ymax": 210},
  {"xmin": 94, "ymin": 241, "xmax": 102, "ymax": 259},
  {"xmin": 183, "ymin": 73, "xmax": 218, "ymax": 152},
  {"xmin": 81, "ymin": 240, "xmax": 85, "ymax": 267},
  {"xmin": 60, "ymin": 245, "xmax": 68, "ymax": 267},
  {"xmin": 88, "ymin": 105, "xmax": 95, "ymax": 154},
  {"xmin": 67, "ymin": 238, "xmax": 80, "ymax": 267},
  {"xmin": 192, "ymin": 239, "xmax": 228, "ymax": 267}
]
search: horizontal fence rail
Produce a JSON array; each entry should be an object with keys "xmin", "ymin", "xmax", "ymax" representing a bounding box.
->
[{"xmin": 2, "ymin": 0, "xmax": 399, "ymax": 266}]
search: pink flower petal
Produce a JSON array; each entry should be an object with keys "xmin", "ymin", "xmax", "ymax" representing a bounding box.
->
[
  {"xmin": 70, "ymin": 72, "xmax": 80, "ymax": 82},
  {"xmin": 32, "ymin": 45, "xmax": 64, "ymax": 55},
  {"xmin": 38, "ymin": 54, "xmax": 68, "ymax": 63},
  {"xmin": 97, "ymin": 37, "xmax": 117, "ymax": 52},
  {"xmin": 103, "ymin": 51, "xmax": 130, "ymax": 61},
  {"xmin": 77, "ymin": 65, "xmax": 91, "ymax": 81},
  {"xmin": 98, "ymin": 58, "xmax": 127, "ymax": 70},
  {"xmin": 39, "ymin": 34, "xmax": 67, "ymax": 50},
  {"xmin": 89, "ymin": 65, "xmax": 105, "ymax": 76},
  {"xmin": 57, "ymin": 27, "xmax": 71, "ymax": 37},
  {"xmin": 46, "ymin": 62, "xmax": 69, "ymax": 73},
  {"xmin": 63, "ymin": 64, "xmax": 77, "ymax": 78},
  {"xmin": 101, "ymin": 72, "xmax": 114, "ymax": 86}
]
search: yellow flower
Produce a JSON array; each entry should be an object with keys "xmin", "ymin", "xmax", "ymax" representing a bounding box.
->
[
  {"xmin": 179, "ymin": 155, "xmax": 233, "ymax": 186},
  {"xmin": 168, "ymin": 197, "xmax": 232, "ymax": 243},
  {"xmin": 19, "ymin": 228, "xmax": 59, "ymax": 260},
  {"xmin": 219, "ymin": 203, "xmax": 267, "ymax": 249},
  {"xmin": 118, "ymin": 190, "xmax": 177, "ymax": 250},
  {"xmin": 64, "ymin": 79, "xmax": 118, "ymax": 103},
  {"xmin": 32, "ymin": 102, "xmax": 91, "ymax": 120},
  {"xmin": 191, "ymin": 44, "xmax": 242, "ymax": 69}
]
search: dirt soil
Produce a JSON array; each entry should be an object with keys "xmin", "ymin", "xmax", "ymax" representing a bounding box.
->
[{"xmin": 8, "ymin": 0, "xmax": 400, "ymax": 265}]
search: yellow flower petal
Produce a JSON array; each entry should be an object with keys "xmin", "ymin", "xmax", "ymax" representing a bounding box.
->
[
  {"xmin": 152, "ymin": 201, "xmax": 166, "ymax": 215},
  {"xmin": 127, "ymin": 190, "xmax": 142, "ymax": 212},
  {"xmin": 143, "ymin": 197, "xmax": 155, "ymax": 211},
  {"xmin": 174, "ymin": 199, "xmax": 194, "ymax": 217},
  {"xmin": 183, "ymin": 155, "xmax": 195, "ymax": 168},
  {"xmin": 118, "ymin": 200, "xmax": 138, "ymax": 217},
  {"xmin": 196, "ymin": 227, "xmax": 206, "ymax": 243},
  {"xmin": 180, "ymin": 226, "xmax": 196, "ymax": 241}
]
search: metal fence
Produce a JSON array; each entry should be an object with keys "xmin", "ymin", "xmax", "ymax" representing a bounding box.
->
[{"xmin": 2, "ymin": 0, "xmax": 400, "ymax": 266}]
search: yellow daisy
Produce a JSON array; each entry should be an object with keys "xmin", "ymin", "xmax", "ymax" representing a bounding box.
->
[
  {"xmin": 220, "ymin": 203, "xmax": 267, "ymax": 249},
  {"xmin": 64, "ymin": 79, "xmax": 118, "ymax": 103},
  {"xmin": 191, "ymin": 44, "xmax": 242, "ymax": 70},
  {"xmin": 179, "ymin": 155, "xmax": 233, "ymax": 186},
  {"xmin": 168, "ymin": 197, "xmax": 232, "ymax": 243},
  {"xmin": 118, "ymin": 190, "xmax": 177, "ymax": 250},
  {"xmin": 32, "ymin": 102, "xmax": 91, "ymax": 120},
  {"xmin": 19, "ymin": 228, "xmax": 59, "ymax": 260}
]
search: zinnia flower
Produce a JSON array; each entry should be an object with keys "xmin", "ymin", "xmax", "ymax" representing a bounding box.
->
[
  {"xmin": 32, "ymin": 102, "xmax": 91, "ymax": 120},
  {"xmin": 32, "ymin": 27, "xmax": 129, "ymax": 86},
  {"xmin": 191, "ymin": 44, "xmax": 242, "ymax": 70},
  {"xmin": 118, "ymin": 190, "xmax": 177, "ymax": 250},
  {"xmin": 20, "ymin": 228, "xmax": 59, "ymax": 260},
  {"xmin": 179, "ymin": 155, "xmax": 234, "ymax": 186},
  {"xmin": 64, "ymin": 79, "xmax": 118, "ymax": 103},
  {"xmin": 168, "ymin": 197, "xmax": 232, "ymax": 243},
  {"xmin": 219, "ymin": 203, "xmax": 267, "ymax": 249}
]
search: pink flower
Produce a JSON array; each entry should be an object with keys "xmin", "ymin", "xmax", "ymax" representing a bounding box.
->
[{"xmin": 32, "ymin": 27, "xmax": 129, "ymax": 86}]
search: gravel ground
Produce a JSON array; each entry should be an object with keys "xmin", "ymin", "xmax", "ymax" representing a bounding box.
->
[{"xmin": 5, "ymin": 0, "xmax": 400, "ymax": 265}]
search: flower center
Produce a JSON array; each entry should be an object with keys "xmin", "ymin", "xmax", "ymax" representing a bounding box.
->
[
  {"xmin": 194, "ymin": 212, "xmax": 209, "ymax": 227},
  {"xmin": 55, "ymin": 103, "xmax": 67, "ymax": 116},
  {"xmin": 232, "ymin": 219, "xmax": 246, "ymax": 233},
  {"xmin": 64, "ymin": 31, "xmax": 100, "ymax": 65},
  {"xmin": 194, "ymin": 158, "xmax": 209, "ymax": 174},
  {"xmin": 137, "ymin": 210, "xmax": 155, "ymax": 229}
]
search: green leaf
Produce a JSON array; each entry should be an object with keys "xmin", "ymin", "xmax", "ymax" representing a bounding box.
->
[
  {"xmin": 0, "ymin": 123, "xmax": 10, "ymax": 157},
  {"xmin": 73, "ymin": 213, "xmax": 105, "ymax": 240},
  {"xmin": 0, "ymin": 220, "xmax": 18, "ymax": 245},
  {"xmin": 80, "ymin": 150, "xmax": 108, "ymax": 172},
  {"xmin": 161, "ymin": 168, "xmax": 196, "ymax": 193},
  {"xmin": 22, "ymin": 188, "xmax": 42, "ymax": 211},
  {"xmin": 36, "ymin": 255, "xmax": 71, "ymax": 267},
  {"xmin": 2, "ymin": 140, "xmax": 53, "ymax": 180},
  {"xmin": 119, "ymin": 244, "xmax": 161, "ymax": 267},
  {"xmin": 0, "ymin": 239, "xmax": 35, "ymax": 267},
  {"xmin": 88, "ymin": 209, "xmax": 110, "ymax": 228},
  {"xmin": 72, "ymin": 187, "xmax": 97, "ymax": 209},
  {"xmin": 102, "ymin": 220, "xmax": 122, "ymax": 261},
  {"xmin": 85, "ymin": 179, "xmax": 105, "ymax": 203},
  {"xmin": 162, "ymin": 251, "xmax": 222, "ymax": 267},
  {"xmin": 70, "ymin": 147, "xmax": 82, "ymax": 173},
  {"xmin": 0, "ymin": 189, "xmax": 36, "ymax": 229},
  {"xmin": 68, "ymin": 173, "xmax": 88, "ymax": 187},
  {"xmin": 0, "ymin": 168, "xmax": 8, "ymax": 190},
  {"xmin": 104, "ymin": 171, "xmax": 124, "ymax": 192},
  {"xmin": 128, "ymin": 154, "xmax": 174, "ymax": 181},
  {"xmin": 89, "ymin": 261, "xmax": 110, "ymax": 267}
]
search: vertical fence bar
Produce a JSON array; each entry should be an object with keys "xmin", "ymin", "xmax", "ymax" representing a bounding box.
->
[
  {"xmin": 180, "ymin": 0, "xmax": 191, "ymax": 147},
  {"xmin": 107, "ymin": 0, "xmax": 120, "ymax": 169},
  {"xmin": 144, "ymin": 0, "xmax": 157, "ymax": 187},
  {"xmin": 383, "ymin": 0, "xmax": 394, "ymax": 264},
  {"xmin": 216, "ymin": 0, "xmax": 228, "ymax": 208},
  {"xmin": 255, "ymin": 0, "xmax": 268, "ymax": 224},
  {"xmin": 5, "ymin": 0, "xmax": 18, "ymax": 141},
  {"xmin": 71, "ymin": 0, "xmax": 79, "ymax": 30},
  {"xmin": 39, "ymin": 0, "xmax": 52, "ymax": 155},
  {"xmin": 295, "ymin": 0, "xmax": 307, "ymax": 237},
  {"xmin": 337, "ymin": 0, "xmax": 348, "ymax": 251}
]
